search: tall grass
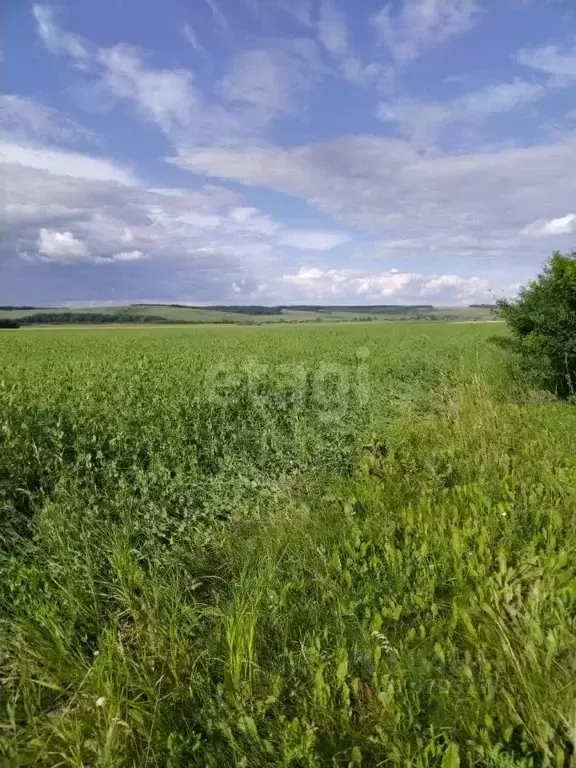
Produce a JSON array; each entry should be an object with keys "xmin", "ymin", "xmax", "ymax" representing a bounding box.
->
[{"xmin": 1, "ymin": 324, "xmax": 575, "ymax": 766}]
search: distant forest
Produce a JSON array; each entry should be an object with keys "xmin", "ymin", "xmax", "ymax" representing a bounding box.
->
[{"xmin": 15, "ymin": 313, "xmax": 177, "ymax": 326}]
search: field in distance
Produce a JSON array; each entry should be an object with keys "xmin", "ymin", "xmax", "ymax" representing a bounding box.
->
[{"xmin": 0, "ymin": 302, "xmax": 498, "ymax": 326}]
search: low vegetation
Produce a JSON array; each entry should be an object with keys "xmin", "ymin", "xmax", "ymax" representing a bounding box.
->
[{"xmin": 1, "ymin": 319, "xmax": 575, "ymax": 767}]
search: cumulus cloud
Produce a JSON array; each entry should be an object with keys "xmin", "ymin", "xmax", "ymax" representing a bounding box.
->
[
  {"xmin": 37, "ymin": 228, "xmax": 90, "ymax": 262},
  {"xmin": 1, "ymin": 139, "xmax": 343, "ymax": 298},
  {"xmin": 0, "ymin": 147, "xmax": 260, "ymax": 275},
  {"xmin": 280, "ymin": 266, "xmax": 494, "ymax": 303},
  {"xmin": 523, "ymin": 213, "xmax": 576, "ymax": 236}
]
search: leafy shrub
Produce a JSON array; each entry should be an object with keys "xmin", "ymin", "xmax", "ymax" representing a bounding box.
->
[{"xmin": 498, "ymin": 250, "xmax": 576, "ymax": 397}]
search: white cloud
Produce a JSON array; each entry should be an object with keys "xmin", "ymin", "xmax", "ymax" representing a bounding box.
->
[
  {"xmin": 0, "ymin": 142, "xmax": 136, "ymax": 184},
  {"xmin": 228, "ymin": 207, "xmax": 280, "ymax": 235},
  {"xmin": 220, "ymin": 49, "xmax": 292, "ymax": 115},
  {"xmin": 420, "ymin": 274, "xmax": 488, "ymax": 297},
  {"xmin": 0, "ymin": 94, "xmax": 94, "ymax": 144},
  {"xmin": 1, "ymin": 141, "xmax": 279, "ymax": 284},
  {"xmin": 33, "ymin": 7, "xmax": 199, "ymax": 136},
  {"xmin": 171, "ymin": 130, "xmax": 576, "ymax": 268},
  {"xmin": 98, "ymin": 45, "xmax": 199, "ymax": 134},
  {"xmin": 229, "ymin": 206, "xmax": 259, "ymax": 223},
  {"xmin": 219, "ymin": 40, "xmax": 325, "ymax": 116},
  {"xmin": 110, "ymin": 249, "xmax": 149, "ymax": 261},
  {"xmin": 1, "ymin": 136, "xmax": 533, "ymax": 303},
  {"xmin": 37, "ymin": 228, "xmax": 89, "ymax": 262},
  {"xmin": 282, "ymin": 267, "xmax": 327, "ymax": 286},
  {"xmin": 1, "ymin": 166, "xmax": 275, "ymax": 306},
  {"xmin": 317, "ymin": 0, "xmax": 377, "ymax": 84},
  {"xmin": 280, "ymin": 266, "xmax": 493, "ymax": 303},
  {"xmin": 268, "ymin": 0, "xmax": 313, "ymax": 28},
  {"xmin": 16, "ymin": 1, "xmax": 576, "ymax": 306},
  {"xmin": 372, "ymin": 0, "xmax": 480, "ymax": 63},
  {"xmin": 278, "ymin": 230, "xmax": 350, "ymax": 250},
  {"xmin": 379, "ymin": 79, "xmax": 545, "ymax": 144},
  {"xmin": 203, "ymin": 0, "xmax": 231, "ymax": 36},
  {"xmin": 182, "ymin": 23, "xmax": 207, "ymax": 56},
  {"xmin": 154, "ymin": 209, "xmax": 222, "ymax": 229},
  {"xmin": 518, "ymin": 38, "xmax": 576, "ymax": 80},
  {"xmin": 318, "ymin": 0, "xmax": 348, "ymax": 57},
  {"xmin": 32, "ymin": 8, "xmax": 260, "ymax": 145},
  {"xmin": 33, "ymin": 4, "xmax": 89, "ymax": 59},
  {"xmin": 457, "ymin": 79, "xmax": 545, "ymax": 115},
  {"xmin": 523, "ymin": 212, "xmax": 576, "ymax": 236}
]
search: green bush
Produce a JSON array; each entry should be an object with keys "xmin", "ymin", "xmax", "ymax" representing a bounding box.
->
[{"xmin": 498, "ymin": 250, "xmax": 576, "ymax": 397}]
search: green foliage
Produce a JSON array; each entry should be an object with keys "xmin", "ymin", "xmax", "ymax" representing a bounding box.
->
[
  {"xmin": 498, "ymin": 250, "xmax": 576, "ymax": 397},
  {"xmin": 0, "ymin": 323, "xmax": 574, "ymax": 766},
  {"xmin": 18, "ymin": 311, "xmax": 179, "ymax": 325}
]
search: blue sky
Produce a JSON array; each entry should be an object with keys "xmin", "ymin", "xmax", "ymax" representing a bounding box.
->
[{"xmin": 1, "ymin": 0, "xmax": 575, "ymax": 305}]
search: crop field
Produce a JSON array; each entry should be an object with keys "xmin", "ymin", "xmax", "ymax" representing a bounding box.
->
[{"xmin": 1, "ymin": 322, "xmax": 575, "ymax": 767}]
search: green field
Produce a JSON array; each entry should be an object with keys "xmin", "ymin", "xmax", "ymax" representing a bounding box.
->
[
  {"xmin": 0, "ymin": 303, "xmax": 498, "ymax": 325},
  {"xmin": 1, "ymin": 323, "xmax": 574, "ymax": 766}
]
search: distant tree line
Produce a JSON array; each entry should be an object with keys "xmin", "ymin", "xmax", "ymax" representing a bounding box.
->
[
  {"xmin": 0, "ymin": 319, "xmax": 21, "ymax": 329},
  {"xmin": 16, "ymin": 313, "xmax": 179, "ymax": 326}
]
